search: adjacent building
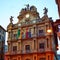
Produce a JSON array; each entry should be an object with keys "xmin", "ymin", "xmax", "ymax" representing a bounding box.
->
[
  {"xmin": 55, "ymin": 0, "xmax": 60, "ymax": 40},
  {"xmin": 57, "ymin": 54, "xmax": 60, "ymax": 60},
  {"xmin": 55, "ymin": 0, "xmax": 60, "ymax": 17},
  {"xmin": 5, "ymin": 5, "xmax": 58, "ymax": 60},
  {"xmin": 54, "ymin": 19, "xmax": 60, "ymax": 40},
  {"xmin": 5, "ymin": 45, "xmax": 8, "ymax": 53},
  {"xmin": 0, "ymin": 25, "xmax": 6, "ymax": 60}
]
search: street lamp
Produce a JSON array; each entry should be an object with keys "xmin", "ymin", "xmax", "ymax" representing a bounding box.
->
[{"xmin": 47, "ymin": 29, "xmax": 52, "ymax": 33}]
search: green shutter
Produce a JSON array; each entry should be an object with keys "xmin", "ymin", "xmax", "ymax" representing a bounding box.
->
[{"xmin": 17, "ymin": 29, "xmax": 20, "ymax": 39}]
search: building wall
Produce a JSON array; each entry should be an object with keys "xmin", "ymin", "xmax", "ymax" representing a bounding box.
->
[{"xmin": 0, "ymin": 25, "xmax": 6, "ymax": 60}]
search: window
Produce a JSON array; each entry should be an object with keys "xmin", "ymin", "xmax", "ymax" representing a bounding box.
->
[
  {"xmin": 47, "ymin": 38, "xmax": 49, "ymax": 48},
  {"xmin": 13, "ymin": 46, "xmax": 17, "ymax": 52},
  {"xmin": 25, "ymin": 45, "xmax": 30, "ymax": 52},
  {"xmin": 2, "ymin": 31, "xmax": 4, "ymax": 34},
  {"xmin": 39, "ymin": 43, "xmax": 44, "ymax": 49},
  {"xmin": 13, "ymin": 34, "xmax": 17, "ymax": 39},
  {"xmin": 38, "ymin": 30, "xmax": 44, "ymax": 36},
  {"xmin": 0, "ymin": 30, "xmax": 1, "ymax": 33},
  {"xmin": 2, "ymin": 36, "xmax": 5, "ymax": 40},
  {"xmin": 0, "ymin": 35, "xmax": 1, "ymax": 39}
]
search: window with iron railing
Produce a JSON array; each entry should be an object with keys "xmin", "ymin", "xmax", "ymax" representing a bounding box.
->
[
  {"xmin": 38, "ymin": 30, "xmax": 45, "ymax": 36},
  {"xmin": 25, "ymin": 45, "xmax": 30, "ymax": 53},
  {"xmin": 13, "ymin": 46, "xmax": 17, "ymax": 52},
  {"xmin": 39, "ymin": 43, "xmax": 45, "ymax": 53},
  {"xmin": 39, "ymin": 43, "xmax": 45, "ymax": 49},
  {"xmin": 0, "ymin": 35, "xmax": 1, "ymax": 40}
]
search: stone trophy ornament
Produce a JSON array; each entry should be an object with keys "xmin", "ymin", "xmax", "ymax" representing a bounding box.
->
[
  {"xmin": 25, "ymin": 4, "xmax": 30, "ymax": 10},
  {"xmin": 43, "ymin": 7, "xmax": 48, "ymax": 15},
  {"xmin": 10, "ymin": 16, "xmax": 13, "ymax": 23}
]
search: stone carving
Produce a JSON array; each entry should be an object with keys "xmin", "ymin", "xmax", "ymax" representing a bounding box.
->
[
  {"xmin": 43, "ymin": 7, "xmax": 48, "ymax": 15},
  {"xmin": 25, "ymin": 4, "xmax": 29, "ymax": 10},
  {"xmin": 10, "ymin": 16, "xmax": 13, "ymax": 23},
  {"xmin": 30, "ymin": 6, "xmax": 37, "ymax": 12}
]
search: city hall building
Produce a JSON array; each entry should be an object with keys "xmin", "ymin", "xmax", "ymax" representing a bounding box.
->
[{"xmin": 5, "ymin": 5, "xmax": 58, "ymax": 60}]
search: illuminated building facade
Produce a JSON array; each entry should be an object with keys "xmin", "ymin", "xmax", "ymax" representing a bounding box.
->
[
  {"xmin": 5, "ymin": 5, "xmax": 58, "ymax": 60},
  {"xmin": 0, "ymin": 25, "xmax": 6, "ymax": 60}
]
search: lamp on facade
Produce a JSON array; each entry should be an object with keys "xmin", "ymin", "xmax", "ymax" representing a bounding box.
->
[{"xmin": 47, "ymin": 29, "xmax": 52, "ymax": 33}]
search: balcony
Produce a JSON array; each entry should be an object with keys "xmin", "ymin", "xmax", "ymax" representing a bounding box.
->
[
  {"xmin": 5, "ymin": 50, "xmax": 21, "ymax": 55},
  {"xmin": 8, "ymin": 31, "xmax": 46, "ymax": 41},
  {"xmin": 38, "ymin": 49, "xmax": 45, "ymax": 53},
  {"xmin": 5, "ymin": 49, "xmax": 46, "ymax": 55}
]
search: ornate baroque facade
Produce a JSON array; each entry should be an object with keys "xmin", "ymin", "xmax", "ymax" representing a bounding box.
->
[{"xmin": 5, "ymin": 5, "xmax": 58, "ymax": 60}]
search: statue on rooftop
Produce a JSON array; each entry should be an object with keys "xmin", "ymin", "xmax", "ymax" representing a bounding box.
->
[
  {"xmin": 10, "ymin": 16, "xmax": 13, "ymax": 23},
  {"xmin": 25, "ymin": 4, "xmax": 30, "ymax": 10},
  {"xmin": 43, "ymin": 7, "xmax": 48, "ymax": 15}
]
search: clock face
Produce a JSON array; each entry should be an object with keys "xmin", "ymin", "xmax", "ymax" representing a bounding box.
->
[
  {"xmin": 26, "ymin": 14, "xmax": 30, "ymax": 18},
  {"xmin": 18, "ymin": 23, "xmax": 21, "ymax": 26}
]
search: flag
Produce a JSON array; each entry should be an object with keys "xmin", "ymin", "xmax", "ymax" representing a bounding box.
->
[
  {"xmin": 17, "ymin": 29, "xmax": 20, "ymax": 39},
  {"xmin": 22, "ymin": 32, "xmax": 25, "ymax": 39},
  {"xmin": 28, "ymin": 32, "xmax": 31, "ymax": 38},
  {"xmin": 26, "ymin": 32, "xmax": 28, "ymax": 38},
  {"xmin": 19, "ymin": 31, "xmax": 22, "ymax": 39}
]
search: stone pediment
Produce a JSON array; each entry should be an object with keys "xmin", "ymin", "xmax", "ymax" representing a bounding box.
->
[{"xmin": 17, "ymin": 5, "xmax": 40, "ymax": 23}]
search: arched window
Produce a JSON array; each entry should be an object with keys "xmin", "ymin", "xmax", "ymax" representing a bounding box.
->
[{"xmin": 25, "ymin": 45, "xmax": 30, "ymax": 53}]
